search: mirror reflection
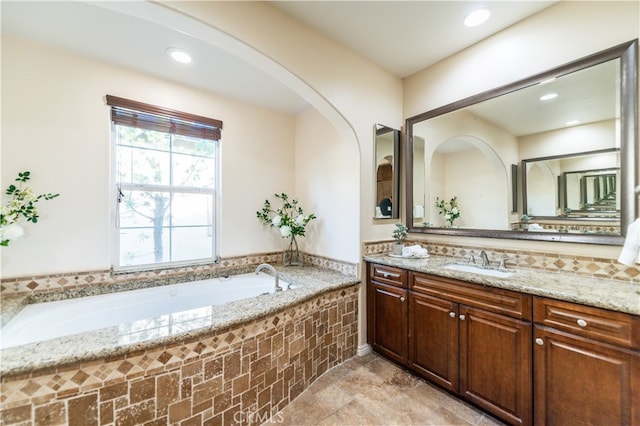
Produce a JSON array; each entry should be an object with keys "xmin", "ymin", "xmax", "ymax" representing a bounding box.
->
[
  {"xmin": 406, "ymin": 40, "xmax": 637, "ymax": 244},
  {"xmin": 374, "ymin": 124, "xmax": 400, "ymax": 219},
  {"xmin": 523, "ymin": 149, "xmax": 620, "ymax": 219},
  {"xmin": 576, "ymin": 171, "xmax": 618, "ymax": 211}
]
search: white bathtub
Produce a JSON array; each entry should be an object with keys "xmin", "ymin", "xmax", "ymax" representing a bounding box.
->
[{"xmin": 1, "ymin": 272, "xmax": 289, "ymax": 349}]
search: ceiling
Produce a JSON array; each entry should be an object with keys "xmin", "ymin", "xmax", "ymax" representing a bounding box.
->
[
  {"xmin": 1, "ymin": 1, "xmax": 556, "ymax": 115},
  {"xmin": 271, "ymin": 1, "xmax": 555, "ymax": 78}
]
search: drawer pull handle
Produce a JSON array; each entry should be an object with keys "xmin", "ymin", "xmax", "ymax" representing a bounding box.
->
[
  {"xmin": 577, "ymin": 319, "xmax": 588, "ymax": 327},
  {"xmin": 449, "ymin": 312, "xmax": 456, "ymax": 318},
  {"xmin": 459, "ymin": 314, "xmax": 466, "ymax": 321},
  {"xmin": 380, "ymin": 271, "xmax": 399, "ymax": 279},
  {"xmin": 535, "ymin": 338, "xmax": 544, "ymax": 346},
  {"xmin": 400, "ymin": 297, "xmax": 405, "ymax": 302}
]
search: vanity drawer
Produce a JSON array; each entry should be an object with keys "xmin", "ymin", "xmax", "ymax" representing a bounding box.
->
[
  {"xmin": 410, "ymin": 272, "xmax": 531, "ymax": 321},
  {"xmin": 534, "ymin": 297, "xmax": 640, "ymax": 349},
  {"xmin": 369, "ymin": 263, "xmax": 408, "ymax": 288}
]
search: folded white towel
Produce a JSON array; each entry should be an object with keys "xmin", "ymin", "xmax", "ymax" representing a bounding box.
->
[
  {"xmin": 527, "ymin": 223, "xmax": 543, "ymax": 231},
  {"xmin": 402, "ymin": 244, "xmax": 429, "ymax": 257},
  {"xmin": 413, "ymin": 205, "xmax": 424, "ymax": 218},
  {"xmin": 618, "ymin": 218, "xmax": 640, "ymax": 265}
]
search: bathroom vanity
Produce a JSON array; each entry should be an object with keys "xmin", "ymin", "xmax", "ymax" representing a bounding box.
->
[{"xmin": 365, "ymin": 255, "xmax": 640, "ymax": 426}]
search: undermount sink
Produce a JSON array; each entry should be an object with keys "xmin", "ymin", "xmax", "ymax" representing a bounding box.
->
[{"xmin": 444, "ymin": 263, "xmax": 514, "ymax": 278}]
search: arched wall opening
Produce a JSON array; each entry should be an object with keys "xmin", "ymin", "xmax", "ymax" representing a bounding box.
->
[{"xmin": 426, "ymin": 135, "xmax": 509, "ymax": 229}]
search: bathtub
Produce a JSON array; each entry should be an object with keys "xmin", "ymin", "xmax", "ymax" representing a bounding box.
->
[{"xmin": 0, "ymin": 272, "xmax": 290, "ymax": 349}]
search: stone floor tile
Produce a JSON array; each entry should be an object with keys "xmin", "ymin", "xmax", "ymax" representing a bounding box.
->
[
  {"xmin": 316, "ymin": 399, "xmax": 383, "ymax": 426},
  {"xmin": 268, "ymin": 353, "xmax": 506, "ymax": 426},
  {"xmin": 313, "ymin": 383, "xmax": 354, "ymax": 412},
  {"xmin": 277, "ymin": 392, "xmax": 333, "ymax": 426},
  {"xmin": 477, "ymin": 413, "xmax": 507, "ymax": 426}
]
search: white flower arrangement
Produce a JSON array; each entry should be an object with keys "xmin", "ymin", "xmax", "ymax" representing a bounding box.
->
[
  {"xmin": 257, "ymin": 193, "xmax": 316, "ymax": 266},
  {"xmin": 258, "ymin": 193, "xmax": 316, "ymax": 239},
  {"xmin": 435, "ymin": 196, "xmax": 461, "ymax": 227},
  {"xmin": 1, "ymin": 171, "xmax": 59, "ymax": 246}
]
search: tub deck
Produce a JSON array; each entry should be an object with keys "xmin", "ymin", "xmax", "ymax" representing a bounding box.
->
[{"xmin": 0, "ymin": 266, "xmax": 359, "ymax": 377}]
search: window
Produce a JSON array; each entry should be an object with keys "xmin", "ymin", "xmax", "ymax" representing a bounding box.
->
[{"xmin": 107, "ymin": 96, "xmax": 222, "ymax": 269}]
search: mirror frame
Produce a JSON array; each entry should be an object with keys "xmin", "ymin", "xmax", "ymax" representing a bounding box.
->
[
  {"xmin": 405, "ymin": 39, "xmax": 637, "ymax": 245},
  {"xmin": 374, "ymin": 124, "xmax": 401, "ymax": 219}
]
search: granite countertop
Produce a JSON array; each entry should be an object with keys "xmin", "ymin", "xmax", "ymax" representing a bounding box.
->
[
  {"xmin": 364, "ymin": 254, "xmax": 640, "ymax": 316},
  {"xmin": 0, "ymin": 266, "xmax": 359, "ymax": 377}
]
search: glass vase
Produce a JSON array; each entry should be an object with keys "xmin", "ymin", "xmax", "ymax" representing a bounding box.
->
[{"xmin": 283, "ymin": 236, "xmax": 303, "ymax": 266}]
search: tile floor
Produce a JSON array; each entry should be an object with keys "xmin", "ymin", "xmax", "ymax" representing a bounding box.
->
[{"xmin": 273, "ymin": 352, "xmax": 506, "ymax": 426}]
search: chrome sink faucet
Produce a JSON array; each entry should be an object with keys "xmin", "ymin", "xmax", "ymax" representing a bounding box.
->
[
  {"xmin": 479, "ymin": 250, "xmax": 490, "ymax": 267},
  {"xmin": 255, "ymin": 263, "xmax": 282, "ymax": 292}
]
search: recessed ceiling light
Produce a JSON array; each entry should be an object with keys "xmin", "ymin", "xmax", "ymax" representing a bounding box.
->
[
  {"xmin": 167, "ymin": 48, "xmax": 192, "ymax": 64},
  {"xmin": 464, "ymin": 8, "xmax": 490, "ymax": 27},
  {"xmin": 539, "ymin": 93, "xmax": 558, "ymax": 101}
]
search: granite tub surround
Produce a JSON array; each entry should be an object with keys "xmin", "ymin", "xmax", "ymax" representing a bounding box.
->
[
  {"xmin": 0, "ymin": 251, "xmax": 357, "ymax": 328},
  {"xmin": 0, "ymin": 295, "xmax": 29, "ymax": 328},
  {"xmin": 364, "ymin": 253, "xmax": 640, "ymax": 316},
  {"xmin": 1, "ymin": 266, "xmax": 359, "ymax": 376},
  {"xmin": 0, "ymin": 278, "xmax": 359, "ymax": 425}
]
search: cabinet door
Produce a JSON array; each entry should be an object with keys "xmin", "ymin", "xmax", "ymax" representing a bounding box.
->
[
  {"xmin": 459, "ymin": 306, "xmax": 532, "ymax": 426},
  {"xmin": 534, "ymin": 326, "xmax": 640, "ymax": 426},
  {"xmin": 408, "ymin": 291, "xmax": 459, "ymax": 392},
  {"xmin": 369, "ymin": 281, "xmax": 408, "ymax": 365}
]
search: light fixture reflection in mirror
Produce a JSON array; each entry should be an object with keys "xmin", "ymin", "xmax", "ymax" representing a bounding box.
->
[
  {"xmin": 374, "ymin": 124, "xmax": 400, "ymax": 219},
  {"xmin": 405, "ymin": 39, "xmax": 637, "ymax": 245}
]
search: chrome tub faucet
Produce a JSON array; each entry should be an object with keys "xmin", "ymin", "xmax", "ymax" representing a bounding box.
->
[
  {"xmin": 255, "ymin": 263, "xmax": 282, "ymax": 292},
  {"xmin": 479, "ymin": 250, "xmax": 490, "ymax": 267}
]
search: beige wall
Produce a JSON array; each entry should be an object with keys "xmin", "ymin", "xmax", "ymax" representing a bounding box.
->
[
  {"xmin": 2, "ymin": 1, "xmax": 403, "ymax": 277},
  {"xmin": 0, "ymin": 35, "xmax": 296, "ymax": 276},
  {"xmin": 164, "ymin": 0, "xmax": 404, "ymax": 247},
  {"xmin": 404, "ymin": 0, "xmax": 638, "ymax": 259},
  {"xmin": 295, "ymin": 107, "xmax": 360, "ymax": 261},
  {"xmin": 519, "ymin": 120, "xmax": 618, "ymax": 159},
  {"xmin": 2, "ymin": 1, "xmax": 639, "ymax": 277}
]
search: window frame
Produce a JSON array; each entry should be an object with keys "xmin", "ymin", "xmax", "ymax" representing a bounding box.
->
[{"xmin": 107, "ymin": 96, "xmax": 222, "ymax": 272}]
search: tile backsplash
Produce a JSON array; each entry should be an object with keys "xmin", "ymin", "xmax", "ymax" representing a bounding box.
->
[
  {"xmin": 0, "ymin": 252, "xmax": 357, "ymax": 297},
  {"xmin": 363, "ymin": 240, "xmax": 640, "ymax": 283},
  {"xmin": 4, "ymin": 240, "xmax": 638, "ymax": 297}
]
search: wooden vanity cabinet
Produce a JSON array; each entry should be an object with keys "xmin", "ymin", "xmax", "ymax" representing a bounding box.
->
[
  {"xmin": 409, "ymin": 272, "xmax": 532, "ymax": 426},
  {"xmin": 367, "ymin": 263, "xmax": 408, "ymax": 365},
  {"xmin": 409, "ymin": 291, "xmax": 459, "ymax": 392},
  {"xmin": 367, "ymin": 261, "xmax": 640, "ymax": 426},
  {"xmin": 533, "ymin": 297, "xmax": 640, "ymax": 425}
]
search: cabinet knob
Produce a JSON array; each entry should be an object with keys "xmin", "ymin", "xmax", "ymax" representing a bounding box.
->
[
  {"xmin": 449, "ymin": 312, "xmax": 456, "ymax": 318},
  {"xmin": 400, "ymin": 297, "xmax": 405, "ymax": 302},
  {"xmin": 459, "ymin": 314, "xmax": 466, "ymax": 321},
  {"xmin": 535, "ymin": 338, "xmax": 544, "ymax": 346},
  {"xmin": 576, "ymin": 319, "xmax": 588, "ymax": 327}
]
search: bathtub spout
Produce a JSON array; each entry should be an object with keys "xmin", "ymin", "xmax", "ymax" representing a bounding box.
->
[{"xmin": 255, "ymin": 263, "xmax": 281, "ymax": 292}]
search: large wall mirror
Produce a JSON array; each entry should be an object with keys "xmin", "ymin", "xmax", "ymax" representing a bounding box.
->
[
  {"xmin": 374, "ymin": 124, "xmax": 400, "ymax": 219},
  {"xmin": 405, "ymin": 40, "xmax": 637, "ymax": 245}
]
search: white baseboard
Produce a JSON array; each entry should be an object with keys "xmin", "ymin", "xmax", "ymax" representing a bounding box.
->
[{"xmin": 357, "ymin": 344, "xmax": 372, "ymax": 356}]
